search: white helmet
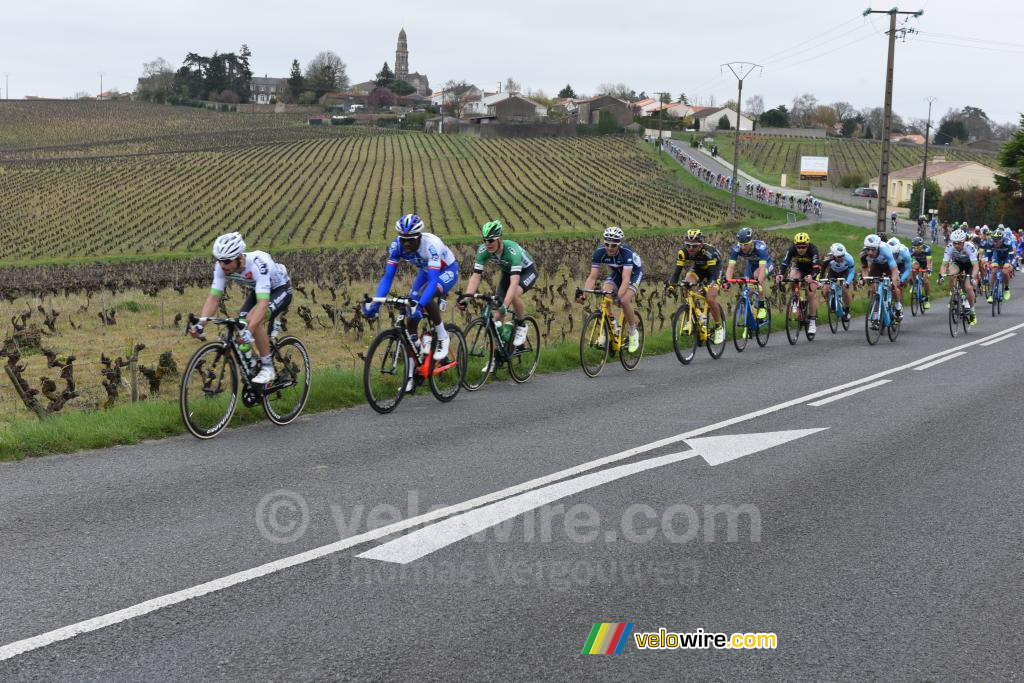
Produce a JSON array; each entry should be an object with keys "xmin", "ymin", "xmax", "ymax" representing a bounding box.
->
[
  {"xmin": 950, "ymin": 228, "xmax": 967, "ymax": 242},
  {"xmin": 887, "ymin": 237, "xmax": 902, "ymax": 251},
  {"xmin": 830, "ymin": 243, "xmax": 847, "ymax": 258},
  {"xmin": 998, "ymin": 223, "xmax": 1005, "ymax": 230},
  {"xmin": 212, "ymin": 232, "xmax": 246, "ymax": 260},
  {"xmin": 864, "ymin": 234, "xmax": 882, "ymax": 249},
  {"xmin": 603, "ymin": 226, "xmax": 624, "ymax": 243}
]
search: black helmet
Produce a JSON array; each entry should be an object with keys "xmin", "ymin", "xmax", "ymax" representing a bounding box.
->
[
  {"xmin": 911, "ymin": 236, "xmax": 924, "ymax": 248},
  {"xmin": 737, "ymin": 227, "xmax": 754, "ymax": 244}
]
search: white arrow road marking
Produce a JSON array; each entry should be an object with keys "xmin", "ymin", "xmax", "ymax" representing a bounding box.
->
[
  {"xmin": 357, "ymin": 429, "xmax": 825, "ymax": 565},
  {"xmin": 807, "ymin": 379, "xmax": 891, "ymax": 407}
]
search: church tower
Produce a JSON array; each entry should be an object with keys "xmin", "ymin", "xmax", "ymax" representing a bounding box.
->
[{"xmin": 395, "ymin": 28, "xmax": 409, "ymax": 82}]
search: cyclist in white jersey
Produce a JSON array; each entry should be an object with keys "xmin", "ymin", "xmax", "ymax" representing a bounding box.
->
[{"xmin": 190, "ymin": 232, "xmax": 292, "ymax": 383}]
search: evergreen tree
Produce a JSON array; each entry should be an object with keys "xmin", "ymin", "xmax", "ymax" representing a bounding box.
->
[
  {"xmin": 557, "ymin": 84, "xmax": 576, "ymax": 99},
  {"xmin": 288, "ymin": 59, "xmax": 304, "ymax": 102},
  {"xmin": 376, "ymin": 62, "xmax": 394, "ymax": 87}
]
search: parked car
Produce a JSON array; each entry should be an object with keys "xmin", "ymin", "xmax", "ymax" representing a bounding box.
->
[{"xmin": 852, "ymin": 187, "xmax": 878, "ymax": 198}]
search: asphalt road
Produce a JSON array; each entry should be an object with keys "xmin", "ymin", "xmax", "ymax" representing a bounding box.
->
[{"xmin": 2, "ymin": 290, "xmax": 1023, "ymax": 679}]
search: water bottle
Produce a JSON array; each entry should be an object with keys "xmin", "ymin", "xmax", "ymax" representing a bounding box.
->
[
  {"xmin": 238, "ymin": 330, "xmax": 258, "ymax": 372},
  {"xmin": 609, "ymin": 317, "xmax": 621, "ymax": 337},
  {"xmin": 270, "ymin": 318, "xmax": 283, "ymax": 340},
  {"xmin": 499, "ymin": 322, "xmax": 513, "ymax": 343},
  {"xmin": 420, "ymin": 332, "xmax": 432, "ymax": 359}
]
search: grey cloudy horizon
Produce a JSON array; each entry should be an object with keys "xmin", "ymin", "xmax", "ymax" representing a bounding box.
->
[{"xmin": 4, "ymin": 0, "xmax": 1022, "ymax": 124}]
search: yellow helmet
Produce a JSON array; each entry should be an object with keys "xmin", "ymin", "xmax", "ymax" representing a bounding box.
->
[
  {"xmin": 685, "ymin": 228, "xmax": 704, "ymax": 244},
  {"xmin": 794, "ymin": 232, "xmax": 811, "ymax": 245}
]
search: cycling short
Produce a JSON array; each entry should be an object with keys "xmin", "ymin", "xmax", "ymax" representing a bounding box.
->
[
  {"xmin": 911, "ymin": 260, "xmax": 929, "ymax": 271},
  {"xmin": 684, "ymin": 266, "xmax": 721, "ymax": 287},
  {"xmin": 742, "ymin": 260, "xmax": 773, "ymax": 279},
  {"xmin": 865, "ymin": 261, "xmax": 890, "ymax": 279},
  {"xmin": 240, "ymin": 284, "xmax": 293, "ymax": 322},
  {"xmin": 497, "ymin": 264, "xmax": 537, "ymax": 301},
  {"xmin": 787, "ymin": 263, "xmax": 817, "ymax": 279},
  {"xmin": 605, "ymin": 267, "xmax": 644, "ymax": 292},
  {"xmin": 411, "ymin": 264, "xmax": 460, "ymax": 301},
  {"xmin": 948, "ymin": 261, "xmax": 974, "ymax": 276}
]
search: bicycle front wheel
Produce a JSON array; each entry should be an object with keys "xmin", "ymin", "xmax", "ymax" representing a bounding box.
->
[
  {"xmin": 865, "ymin": 294, "xmax": 882, "ymax": 345},
  {"xmin": 785, "ymin": 295, "xmax": 801, "ymax": 345},
  {"xmin": 462, "ymin": 318, "xmax": 495, "ymax": 391},
  {"xmin": 732, "ymin": 297, "xmax": 749, "ymax": 352},
  {"xmin": 671, "ymin": 303, "xmax": 698, "ymax": 365},
  {"xmin": 706, "ymin": 303, "xmax": 726, "ymax": 359},
  {"xmin": 429, "ymin": 326, "xmax": 466, "ymax": 402},
  {"xmin": 887, "ymin": 310, "xmax": 901, "ymax": 342},
  {"xmin": 579, "ymin": 311, "xmax": 609, "ymax": 377},
  {"xmin": 507, "ymin": 316, "xmax": 541, "ymax": 383},
  {"xmin": 619, "ymin": 312, "xmax": 645, "ymax": 371},
  {"xmin": 262, "ymin": 336, "xmax": 311, "ymax": 425},
  {"xmin": 827, "ymin": 292, "xmax": 839, "ymax": 333},
  {"xmin": 363, "ymin": 329, "xmax": 409, "ymax": 414},
  {"xmin": 180, "ymin": 341, "xmax": 239, "ymax": 439},
  {"xmin": 756, "ymin": 303, "xmax": 772, "ymax": 346}
]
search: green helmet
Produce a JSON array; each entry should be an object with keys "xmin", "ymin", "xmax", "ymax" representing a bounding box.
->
[{"xmin": 481, "ymin": 220, "xmax": 504, "ymax": 239}]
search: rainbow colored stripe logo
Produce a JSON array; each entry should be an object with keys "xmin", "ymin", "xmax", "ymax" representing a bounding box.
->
[{"xmin": 582, "ymin": 622, "xmax": 634, "ymax": 654}]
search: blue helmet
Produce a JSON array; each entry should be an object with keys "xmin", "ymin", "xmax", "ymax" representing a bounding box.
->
[
  {"xmin": 395, "ymin": 213, "xmax": 424, "ymax": 236},
  {"xmin": 736, "ymin": 227, "xmax": 754, "ymax": 244}
]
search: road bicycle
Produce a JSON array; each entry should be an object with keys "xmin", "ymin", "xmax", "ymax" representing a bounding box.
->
[
  {"xmin": 779, "ymin": 278, "xmax": 815, "ymax": 344},
  {"xmin": 989, "ymin": 268, "xmax": 1007, "ymax": 317},
  {"xmin": 457, "ymin": 291, "xmax": 540, "ymax": 389},
  {"xmin": 939, "ymin": 274, "xmax": 972, "ymax": 338},
  {"xmin": 180, "ymin": 312, "xmax": 311, "ymax": 439},
  {"xmin": 822, "ymin": 278, "xmax": 852, "ymax": 333},
  {"xmin": 667, "ymin": 281, "xmax": 726, "ymax": 365},
  {"xmin": 909, "ymin": 270, "xmax": 930, "ymax": 317},
  {"xmin": 576, "ymin": 288, "xmax": 645, "ymax": 377},
  {"xmin": 976, "ymin": 263, "xmax": 991, "ymax": 301},
  {"xmin": 362, "ymin": 295, "xmax": 466, "ymax": 414},
  {"xmin": 861, "ymin": 276, "xmax": 900, "ymax": 345},
  {"xmin": 726, "ymin": 278, "xmax": 771, "ymax": 352}
]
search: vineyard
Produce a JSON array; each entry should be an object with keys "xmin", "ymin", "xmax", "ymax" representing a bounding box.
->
[
  {"xmin": 0, "ymin": 226, "xmax": 869, "ymax": 426},
  {"xmin": 0, "ymin": 132, "xmax": 769, "ymax": 262},
  {"xmin": 0, "ymin": 100, "xmax": 313, "ymax": 151},
  {"xmin": 705, "ymin": 135, "xmax": 1001, "ymax": 187}
]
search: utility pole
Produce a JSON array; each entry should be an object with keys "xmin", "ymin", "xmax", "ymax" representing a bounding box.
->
[
  {"xmin": 864, "ymin": 7, "xmax": 923, "ymax": 235},
  {"xmin": 919, "ymin": 96, "xmax": 936, "ymax": 220},
  {"xmin": 653, "ymin": 91, "xmax": 668, "ymax": 154},
  {"xmin": 4, "ymin": 73, "xmax": 9, "ymax": 100},
  {"xmin": 721, "ymin": 62, "xmax": 761, "ymax": 218},
  {"xmin": 99, "ymin": 72, "xmax": 103, "ymax": 99}
]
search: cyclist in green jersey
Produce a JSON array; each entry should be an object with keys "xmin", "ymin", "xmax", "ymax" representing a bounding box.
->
[{"xmin": 458, "ymin": 220, "xmax": 538, "ymax": 347}]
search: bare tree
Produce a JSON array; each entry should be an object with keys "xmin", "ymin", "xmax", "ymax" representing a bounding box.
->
[
  {"xmin": 504, "ymin": 77, "xmax": 521, "ymax": 94},
  {"xmin": 137, "ymin": 57, "xmax": 175, "ymax": 102},
  {"xmin": 790, "ymin": 93, "xmax": 818, "ymax": 127},
  {"xmin": 596, "ymin": 82, "xmax": 635, "ymax": 100},
  {"xmin": 744, "ymin": 94, "xmax": 764, "ymax": 118},
  {"xmin": 305, "ymin": 51, "xmax": 349, "ymax": 96},
  {"xmin": 811, "ymin": 104, "xmax": 838, "ymax": 129},
  {"xmin": 441, "ymin": 79, "xmax": 475, "ymax": 117}
]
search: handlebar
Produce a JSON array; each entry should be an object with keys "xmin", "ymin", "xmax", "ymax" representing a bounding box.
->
[
  {"xmin": 726, "ymin": 278, "xmax": 759, "ymax": 284},
  {"xmin": 364, "ymin": 294, "xmax": 413, "ymax": 307},
  {"xmin": 456, "ymin": 291, "xmax": 500, "ymax": 305}
]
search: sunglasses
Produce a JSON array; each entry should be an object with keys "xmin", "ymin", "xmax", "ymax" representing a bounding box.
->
[
  {"xmin": 484, "ymin": 237, "xmax": 499, "ymax": 244},
  {"xmin": 795, "ymin": 244, "xmax": 808, "ymax": 248},
  {"xmin": 216, "ymin": 258, "xmax": 235, "ymax": 265},
  {"xmin": 604, "ymin": 241, "xmax": 621, "ymax": 248}
]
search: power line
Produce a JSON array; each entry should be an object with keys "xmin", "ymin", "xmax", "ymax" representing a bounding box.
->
[
  {"xmin": 754, "ymin": 15, "xmax": 865, "ymax": 64},
  {"xmin": 916, "ymin": 30, "xmax": 1024, "ymax": 48},
  {"xmin": 766, "ymin": 26, "xmax": 879, "ymax": 75},
  {"xmin": 910, "ymin": 36, "xmax": 1024, "ymax": 55}
]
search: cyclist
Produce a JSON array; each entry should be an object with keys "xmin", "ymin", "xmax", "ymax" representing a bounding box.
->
[
  {"xmin": 576, "ymin": 227, "xmax": 643, "ymax": 353},
  {"xmin": 665, "ymin": 228, "xmax": 725, "ymax": 344},
  {"xmin": 941, "ymin": 221, "xmax": 951, "ymax": 245},
  {"xmin": 459, "ymin": 219, "xmax": 536, "ymax": 347},
  {"xmin": 986, "ymin": 230, "xmax": 1014, "ymax": 302},
  {"xmin": 723, "ymin": 226, "xmax": 772, "ymax": 321},
  {"xmin": 818, "ymin": 243, "xmax": 856, "ymax": 323},
  {"xmin": 362, "ymin": 213, "xmax": 459, "ymax": 362},
  {"xmin": 859, "ymin": 234, "xmax": 901, "ymax": 329},
  {"xmin": 909, "ymin": 236, "xmax": 934, "ymax": 309},
  {"xmin": 777, "ymin": 232, "xmax": 821, "ymax": 336},
  {"xmin": 891, "ymin": 211, "xmax": 899, "ymax": 233},
  {"xmin": 938, "ymin": 228, "xmax": 979, "ymax": 325},
  {"xmin": 929, "ymin": 215, "xmax": 939, "ymax": 243},
  {"xmin": 191, "ymin": 232, "xmax": 292, "ymax": 384},
  {"xmin": 886, "ymin": 237, "xmax": 913, "ymax": 320}
]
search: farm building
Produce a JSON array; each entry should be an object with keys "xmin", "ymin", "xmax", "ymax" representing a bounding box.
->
[
  {"xmin": 575, "ymin": 95, "xmax": 632, "ymax": 127},
  {"xmin": 876, "ymin": 160, "xmax": 999, "ymax": 208},
  {"xmin": 693, "ymin": 107, "xmax": 754, "ymax": 131}
]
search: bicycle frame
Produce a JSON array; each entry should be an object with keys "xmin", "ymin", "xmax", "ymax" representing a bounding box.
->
[
  {"xmin": 824, "ymin": 279, "xmax": 848, "ymax": 318},
  {"xmin": 677, "ymin": 282, "xmax": 712, "ymax": 341},
  {"xmin": 367, "ymin": 296, "xmax": 458, "ymax": 381},
  {"xmin": 861, "ymin": 276, "xmax": 894, "ymax": 326},
  {"xmin": 457, "ymin": 291, "xmax": 522, "ymax": 363},
  {"xmin": 578, "ymin": 289, "xmax": 627, "ymax": 351},
  {"xmin": 727, "ymin": 278, "xmax": 767, "ymax": 331}
]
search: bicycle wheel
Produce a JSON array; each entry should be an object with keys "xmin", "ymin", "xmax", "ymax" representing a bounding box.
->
[
  {"xmin": 262, "ymin": 337, "xmax": 311, "ymax": 425},
  {"xmin": 910, "ymin": 285, "xmax": 920, "ymax": 317},
  {"xmin": 507, "ymin": 316, "xmax": 541, "ymax": 383},
  {"xmin": 841, "ymin": 302, "xmax": 850, "ymax": 331},
  {"xmin": 363, "ymin": 329, "xmax": 409, "ymax": 414},
  {"xmin": 756, "ymin": 303, "xmax": 772, "ymax": 347},
  {"xmin": 619, "ymin": 312, "xmax": 645, "ymax": 371},
  {"xmin": 962, "ymin": 298, "xmax": 971, "ymax": 334},
  {"xmin": 887, "ymin": 308, "xmax": 901, "ymax": 342},
  {"xmin": 865, "ymin": 294, "xmax": 882, "ymax": 345},
  {"xmin": 180, "ymin": 341, "xmax": 239, "ymax": 439},
  {"xmin": 732, "ymin": 296, "xmax": 749, "ymax": 352},
  {"xmin": 785, "ymin": 295, "xmax": 801, "ymax": 345},
  {"xmin": 579, "ymin": 310, "xmax": 609, "ymax": 377},
  {"xmin": 429, "ymin": 326, "xmax": 465, "ymax": 402},
  {"xmin": 948, "ymin": 298, "xmax": 961, "ymax": 338},
  {"xmin": 991, "ymin": 281, "xmax": 1000, "ymax": 317},
  {"xmin": 671, "ymin": 302, "xmax": 698, "ymax": 365},
  {"xmin": 462, "ymin": 317, "xmax": 495, "ymax": 391},
  {"xmin": 706, "ymin": 303, "xmax": 726, "ymax": 359},
  {"xmin": 826, "ymin": 292, "xmax": 838, "ymax": 333}
]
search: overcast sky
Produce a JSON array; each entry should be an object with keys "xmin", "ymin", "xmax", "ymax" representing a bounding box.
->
[{"xmin": 4, "ymin": 0, "xmax": 1022, "ymax": 124}]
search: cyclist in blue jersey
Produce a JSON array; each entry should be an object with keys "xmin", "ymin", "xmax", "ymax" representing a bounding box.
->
[
  {"xmin": 818, "ymin": 243, "xmax": 856, "ymax": 323},
  {"xmin": 986, "ymin": 230, "xmax": 1014, "ymax": 303},
  {"xmin": 576, "ymin": 227, "xmax": 643, "ymax": 352},
  {"xmin": 723, "ymin": 227, "xmax": 772, "ymax": 321},
  {"xmin": 886, "ymin": 237, "xmax": 913, "ymax": 320},
  {"xmin": 909, "ymin": 237, "xmax": 933, "ymax": 309},
  {"xmin": 938, "ymin": 228, "xmax": 979, "ymax": 325},
  {"xmin": 362, "ymin": 213, "xmax": 459, "ymax": 361},
  {"xmin": 859, "ymin": 235, "xmax": 901, "ymax": 328}
]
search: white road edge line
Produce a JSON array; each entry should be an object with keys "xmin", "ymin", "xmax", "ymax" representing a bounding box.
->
[
  {"xmin": 914, "ymin": 351, "xmax": 968, "ymax": 370},
  {"xmin": 807, "ymin": 379, "xmax": 891, "ymax": 407},
  {"xmin": 3, "ymin": 321, "xmax": 1024, "ymax": 662},
  {"xmin": 980, "ymin": 333, "xmax": 1016, "ymax": 347}
]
